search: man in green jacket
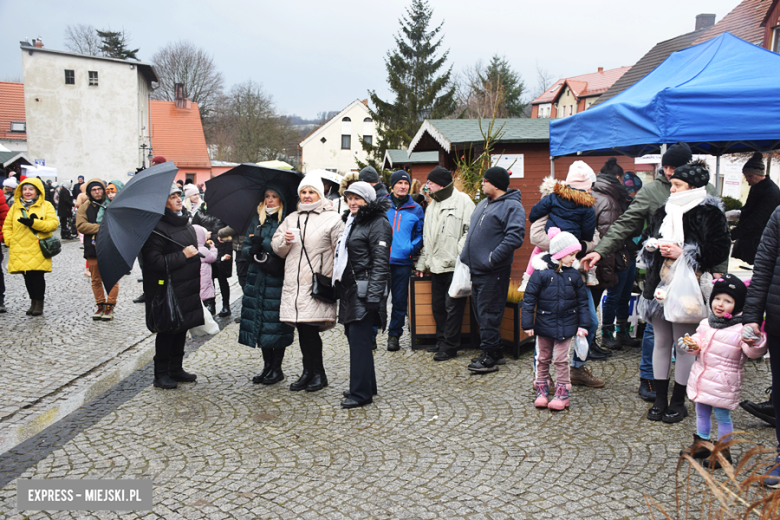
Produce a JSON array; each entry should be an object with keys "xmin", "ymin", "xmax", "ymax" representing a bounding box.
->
[{"xmin": 581, "ymin": 142, "xmax": 726, "ymax": 402}]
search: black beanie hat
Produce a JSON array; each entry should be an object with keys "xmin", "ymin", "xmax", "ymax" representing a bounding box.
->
[
  {"xmin": 671, "ymin": 160, "xmax": 710, "ymax": 189},
  {"xmin": 359, "ymin": 166, "xmax": 380, "ymax": 183},
  {"xmin": 427, "ymin": 166, "xmax": 452, "ymax": 187},
  {"xmin": 483, "ymin": 166, "xmax": 510, "ymax": 191},
  {"xmin": 742, "ymin": 152, "xmax": 766, "ymax": 176},
  {"xmin": 390, "ymin": 170, "xmax": 411, "ymax": 188},
  {"xmin": 710, "ymin": 274, "xmax": 747, "ymax": 316},
  {"xmin": 662, "ymin": 142, "xmax": 692, "ymax": 168}
]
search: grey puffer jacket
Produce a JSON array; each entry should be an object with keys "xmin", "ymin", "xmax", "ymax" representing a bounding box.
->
[
  {"xmin": 460, "ymin": 189, "xmax": 525, "ymax": 275},
  {"xmin": 336, "ymin": 198, "xmax": 393, "ymax": 330},
  {"xmin": 271, "ymin": 199, "xmax": 345, "ymax": 330}
]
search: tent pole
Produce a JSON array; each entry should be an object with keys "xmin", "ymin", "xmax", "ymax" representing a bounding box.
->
[
  {"xmin": 550, "ymin": 157, "xmax": 555, "ymax": 179},
  {"xmin": 716, "ymin": 154, "xmax": 722, "ymax": 195}
]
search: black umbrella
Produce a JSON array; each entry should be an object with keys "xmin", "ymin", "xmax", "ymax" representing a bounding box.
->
[
  {"xmin": 96, "ymin": 161, "xmax": 182, "ymax": 293},
  {"xmin": 204, "ymin": 163, "xmax": 303, "ymax": 237}
]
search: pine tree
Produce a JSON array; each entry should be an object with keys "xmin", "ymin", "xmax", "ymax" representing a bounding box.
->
[
  {"xmin": 97, "ymin": 30, "xmax": 139, "ymax": 60},
  {"xmin": 479, "ymin": 55, "xmax": 527, "ymax": 118},
  {"xmin": 359, "ymin": 0, "xmax": 456, "ymax": 172}
]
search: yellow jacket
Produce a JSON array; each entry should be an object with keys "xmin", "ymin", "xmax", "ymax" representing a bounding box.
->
[{"xmin": 2, "ymin": 177, "xmax": 59, "ymax": 273}]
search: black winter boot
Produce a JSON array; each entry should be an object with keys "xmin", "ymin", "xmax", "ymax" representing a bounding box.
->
[
  {"xmin": 647, "ymin": 379, "xmax": 670, "ymax": 421},
  {"xmin": 153, "ymin": 356, "xmax": 177, "ymax": 389},
  {"xmin": 25, "ymin": 300, "xmax": 34, "ymax": 316},
  {"xmin": 262, "ymin": 348, "xmax": 285, "ymax": 385},
  {"xmin": 253, "ymin": 348, "xmax": 274, "ymax": 384},
  {"xmin": 31, "ymin": 300, "xmax": 44, "ymax": 316},
  {"xmin": 662, "ymin": 382, "xmax": 689, "ymax": 423},
  {"xmin": 639, "ymin": 378, "xmax": 656, "ymax": 402},
  {"xmin": 616, "ymin": 319, "xmax": 640, "ymax": 348},
  {"xmin": 169, "ymin": 355, "xmax": 197, "ymax": 382},
  {"xmin": 290, "ymin": 344, "xmax": 313, "ymax": 391},
  {"xmin": 740, "ymin": 387, "xmax": 776, "ymax": 427},
  {"xmin": 601, "ymin": 325, "xmax": 623, "ymax": 350},
  {"xmin": 680, "ymin": 434, "xmax": 711, "ymax": 459},
  {"xmin": 305, "ymin": 345, "xmax": 328, "ymax": 391},
  {"xmin": 468, "ymin": 350, "xmax": 500, "ymax": 373}
]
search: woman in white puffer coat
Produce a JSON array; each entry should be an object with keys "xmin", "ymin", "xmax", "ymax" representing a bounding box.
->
[{"xmin": 272, "ymin": 172, "xmax": 345, "ymax": 393}]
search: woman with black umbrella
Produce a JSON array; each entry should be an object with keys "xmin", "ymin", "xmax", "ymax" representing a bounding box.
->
[
  {"xmin": 238, "ymin": 184, "xmax": 295, "ymax": 385},
  {"xmin": 141, "ymin": 183, "xmax": 204, "ymax": 389}
]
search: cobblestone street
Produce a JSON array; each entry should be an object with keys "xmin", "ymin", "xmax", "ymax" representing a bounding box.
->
[{"xmin": 0, "ymin": 239, "xmax": 776, "ymax": 519}]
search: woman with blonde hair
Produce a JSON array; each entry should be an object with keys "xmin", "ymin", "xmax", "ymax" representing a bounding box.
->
[{"xmin": 238, "ymin": 185, "xmax": 296, "ymax": 385}]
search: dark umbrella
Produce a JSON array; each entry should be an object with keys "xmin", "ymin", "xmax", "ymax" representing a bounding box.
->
[
  {"xmin": 96, "ymin": 161, "xmax": 183, "ymax": 293},
  {"xmin": 204, "ymin": 163, "xmax": 303, "ymax": 237}
]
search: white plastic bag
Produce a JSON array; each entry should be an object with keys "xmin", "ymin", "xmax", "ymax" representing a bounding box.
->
[
  {"xmin": 448, "ymin": 258, "xmax": 472, "ymax": 299},
  {"xmin": 189, "ymin": 301, "xmax": 221, "ymax": 338},
  {"xmin": 663, "ymin": 256, "xmax": 708, "ymax": 323},
  {"xmin": 573, "ymin": 335, "xmax": 589, "ymax": 361}
]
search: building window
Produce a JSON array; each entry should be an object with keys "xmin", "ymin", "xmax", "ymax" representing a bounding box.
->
[
  {"xmin": 362, "ymin": 117, "xmax": 373, "ymax": 146},
  {"xmin": 89, "ymin": 71, "xmax": 98, "ymax": 86},
  {"xmin": 341, "ymin": 135, "xmax": 351, "ymax": 150},
  {"xmin": 10, "ymin": 121, "xmax": 26, "ymax": 133},
  {"xmin": 773, "ymin": 27, "xmax": 780, "ymax": 53},
  {"xmin": 65, "ymin": 70, "xmax": 74, "ymax": 85},
  {"xmin": 363, "ymin": 135, "xmax": 373, "ymax": 146},
  {"xmin": 186, "ymin": 173, "xmax": 196, "ymax": 184}
]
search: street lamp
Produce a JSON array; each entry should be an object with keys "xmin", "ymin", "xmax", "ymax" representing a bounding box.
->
[{"xmin": 140, "ymin": 143, "xmax": 153, "ymax": 168}]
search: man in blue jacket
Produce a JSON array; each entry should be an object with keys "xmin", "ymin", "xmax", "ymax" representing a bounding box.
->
[
  {"xmin": 460, "ymin": 166, "xmax": 526, "ymax": 372},
  {"xmin": 385, "ymin": 170, "xmax": 424, "ymax": 351}
]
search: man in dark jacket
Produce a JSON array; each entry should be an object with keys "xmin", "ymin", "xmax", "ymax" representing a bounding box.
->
[
  {"xmin": 743, "ymin": 206, "xmax": 780, "ymax": 486},
  {"xmin": 359, "ymin": 166, "xmax": 389, "ymax": 199},
  {"xmin": 730, "ymin": 152, "xmax": 780, "ymax": 265},
  {"xmin": 385, "ymin": 170, "xmax": 424, "ymax": 352},
  {"xmin": 57, "ymin": 184, "xmax": 74, "ymax": 239},
  {"xmin": 72, "ymin": 175, "xmax": 85, "ymax": 200},
  {"xmin": 459, "ymin": 166, "xmax": 525, "ymax": 372}
]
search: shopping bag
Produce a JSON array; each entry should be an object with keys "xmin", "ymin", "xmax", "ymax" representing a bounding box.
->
[
  {"xmin": 189, "ymin": 300, "xmax": 221, "ymax": 338},
  {"xmin": 573, "ymin": 335, "xmax": 589, "ymax": 361},
  {"xmin": 448, "ymin": 258, "xmax": 472, "ymax": 298},
  {"xmin": 663, "ymin": 256, "xmax": 708, "ymax": 323}
]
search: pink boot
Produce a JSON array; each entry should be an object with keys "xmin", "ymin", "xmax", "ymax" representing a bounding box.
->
[
  {"xmin": 548, "ymin": 383, "xmax": 570, "ymax": 411},
  {"xmin": 534, "ymin": 381, "xmax": 549, "ymax": 408}
]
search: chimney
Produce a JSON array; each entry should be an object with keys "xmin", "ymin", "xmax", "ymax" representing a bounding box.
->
[
  {"xmin": 597, "ymin": 67, "xmax": 603, "ymax": 73},
  {"xmin": 696, "ymin": 14, "xmax": 716, "ymax": 31},
  {"xmin": 175, "ymin": 83, "xmax": 187, "ymax": 108},
  {"xmin": 34, "ymin": 37, "xmax": 43, "ymax": 48},
  {"xmin": 362, "ymin": 99, "xmax": 368, "ymax": 106}
]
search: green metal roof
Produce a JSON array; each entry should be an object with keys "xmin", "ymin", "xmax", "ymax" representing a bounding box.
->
[
  {"xmin": 0, "ymin": 151, "xmax": 30, "ymax": 168},
  {"xmin": 384, "ymin": 149, "xmax": 439, "ymax": 166},
  {"xmin": 409, "ymin": 118, "xmax": 550, "ymax": 154}
]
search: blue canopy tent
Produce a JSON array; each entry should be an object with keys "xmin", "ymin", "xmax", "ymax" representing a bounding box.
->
[{"xmin": 549, "ymin": 33, "xmax": 780, "ymax": 166}]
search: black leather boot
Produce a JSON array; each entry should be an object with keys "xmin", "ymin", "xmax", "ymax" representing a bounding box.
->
[
  {"xmin": 639, "ymin": 378, "xmax": 656, "ymax": 402},
  {"xmin": 262, "ymin": 348, "xmax": 285, "ymax": 385},
  {"xmin": 740, "ymin": 387, "xmax": 776, "ymax": 427},
  {"xmin": 306, "ymin": 371, "xmax": 328, "ymax": 392},
  {"xmin": 290, "ymin": 344, "xmax": 313, "ymax": 391},
  {"xmin": 601, "ymin": 325, "xmax": 623, "ymax": 350},
  {"xmin": 253, "ymin": 348, "xmax": 274, "ymax": 384},
  {"xmin": 169, "ymin": 355, "xmax": 197, "ymax": 382},
  {"xmin": 26, "ymin": 300, "xmax": 35, "ymax": 316},
  {"xmin": 662, "ymin": 382, "xmax": 689, "ymax": 423},
  {"xmin": 616, "ymin": 319, "xmax": 640, "ymax": 348},
  {"xmin": 647, "ymin": 379, "xmax": 669, "ymax": 421},
  {"xmin": 153, "ymin": 356, "xmax": 177, "ymax": 389}
]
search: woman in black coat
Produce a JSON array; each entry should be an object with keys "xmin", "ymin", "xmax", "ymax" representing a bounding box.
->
[
  {"xmin": 192, "ymin": 202, "xmax": 233, "ymax": 316},
  {"xmin": 639, "ymin": 161, "xmax": 731, "ymax": 424},
  {"xmin": 333, "ymin": 181, "xmax": 392, "ymax": 409},
  {"xmin": 141, "ymin": 184, "xmax": 204, "ymax": 389}
]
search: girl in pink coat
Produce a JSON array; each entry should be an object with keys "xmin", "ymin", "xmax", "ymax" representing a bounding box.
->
[
  {"xmin": 679, "ymin": 275, "xmax": 766, "ymax": 469},
  {"xmin": 193, "ymin": 225, "xmax": 218, "ymax": 314}
]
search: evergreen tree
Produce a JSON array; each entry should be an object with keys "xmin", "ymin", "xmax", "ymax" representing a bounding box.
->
[
  {"xmin": 359, "ymin": 0, "xmax": 456, "ymax": 172},
  {"xmin": 456, "ymin": 55, "xmax": 527, "ymax": 119},
  {"xmin": 97, "ymin": 30, "xmax": 139, "ymax": 60},
  {"xmin": 479, "ymin": 55, "xmax": 527, "ymax": 118}
]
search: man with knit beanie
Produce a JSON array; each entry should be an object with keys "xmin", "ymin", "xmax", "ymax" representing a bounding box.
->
[
  {"xmin": 730, "ymin": 152, "xmax": 780, "ymax": 265},
  {"xmin": 415, "ymin": 166, "xmax": 475, "ymax": 358},
  {"xmin": 359, "ymin": 166, "xmax": 389, "ymax": 198},
  {"xmin": 460, "ymin": 166, "xmax": 525, "ymax": 371},
  {"xmin": 385, "ymin": 170, "xmax": 425, "ymax": 351},
  {"xmin": 581, "ymin": 142, "xmax": 724, "ymax": 402}
]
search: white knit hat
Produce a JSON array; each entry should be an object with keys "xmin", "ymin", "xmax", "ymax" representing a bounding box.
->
[
  {"xmin": 3, "ymin": 177, "xmax": 18, "ymax": 189},
  {"xmin": 548, "ymin": 227, "xmax": 581, "ymax": 260},
  {"xmin": 298, "ymin": 171, "xmax": 325, "ymax": 200},
  {"xmin": 566, "ymin": 161, "xmax": 595, "ymax": 191}
]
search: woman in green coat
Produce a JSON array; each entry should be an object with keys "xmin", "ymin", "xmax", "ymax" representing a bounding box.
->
[{"xmin": 239, "ymin": 185, "xmax": 295, "ymax": 385}]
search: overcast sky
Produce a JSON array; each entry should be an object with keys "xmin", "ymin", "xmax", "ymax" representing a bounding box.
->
[{"xmin": 0, "ymin": 0, "xmax": 741, "ymax": 119}]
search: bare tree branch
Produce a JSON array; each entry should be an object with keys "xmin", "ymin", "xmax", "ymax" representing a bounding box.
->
[{"xmin": 64, "ymin": 24, "xmax": 101, "ymax": 56}]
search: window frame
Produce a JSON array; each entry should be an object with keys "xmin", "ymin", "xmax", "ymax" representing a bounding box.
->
[
  {"xmin": 341, "ymin": 134, "xmax": 351, "ymax": 150},
  {"xmin": 65, "ymin": 69, "xmax": 75, "ymax": 85},
  {"xmin": 88, "ymin": 71, "xmax": 99, "ymax": 87}
]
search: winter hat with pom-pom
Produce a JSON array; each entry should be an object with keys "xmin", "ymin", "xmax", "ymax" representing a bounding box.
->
[
  {"xmin": 710, "ymin": 274, "xmax": 747, "ymax": 317},
  {"xmin": 548, "ymin": 227, "xmax": 581, "ymax": 260},
  {"xmin": 742, "ymin": 152, "xmax": 766, "ymax": 176}
]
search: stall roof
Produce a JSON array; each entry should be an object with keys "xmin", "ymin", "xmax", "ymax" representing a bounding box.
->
[{"xmin": 409, "ymin": 118, "xmax": 549, "ymax": 154}]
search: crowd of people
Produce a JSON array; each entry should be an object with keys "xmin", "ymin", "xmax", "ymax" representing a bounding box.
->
[{"xmin": 4, "ymin": 145, "xmax": 780, "ymax": 483}]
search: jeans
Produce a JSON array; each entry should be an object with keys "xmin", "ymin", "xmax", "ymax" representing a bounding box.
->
[
  {"xmin": 602, "ymin": 258, "xmax": 637, "ymax": 325},
  {"xmin": 388, "ymin": 264, "xmax": 412, "ymax": 338},
  {"xmin": 430, "ymin": 271, "xmax": 468, "ymax": 351},
  {"xmin": 640, "ymin": 322, "xmax": 655, "ymax": 380},
  {"xmin": 345, "ymin": 313, "xmax": 378, "ymax": 402},
  {"xmin": 471, "ymin": 266, "xmax": 512, "ymax": 352},
  {"xmin": 571, "ymin": 289, "xmax": 598, "ymax": 368}
]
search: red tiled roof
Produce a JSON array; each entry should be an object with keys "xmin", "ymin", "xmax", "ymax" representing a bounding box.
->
[
  {"xmin": 149, "ymin": 100, "xmax": 210, "ymax": 169},
  {"xmin": 0, "ymin": 82, "xmax": 26, "ymax": 140},
  {"xmin": 694, "ymin": 0, "xmax": 769, "ymax": 45},
  {"xmin": 532, "ymin": 66, "xmax": 631, "ymax": 104}
]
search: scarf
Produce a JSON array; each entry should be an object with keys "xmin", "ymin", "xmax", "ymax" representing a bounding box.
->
[
  {"xmin": 96, "ymin": 200, "xmax": 109, "ymax": 223},
  {"xmin": 21, "ymin": 196, "xmax": 37, "ymax": 209},
  {"xmin": 708, "ymin": 310, "xmax": 742, "ymax": 329},
  {"xmin": 299, "ymin": 199, "xmax": 323, "ymax": 213},
  {"xmin": 332, "ymin": 213, "xmax": 355, "ymax": 283},
  {"xmin": 266, "ymin": 206, "xmax": 280, "ymax": 215},
  {"xmin": 392, "ymin": 193, "xmax": 409, "ymax": 208},
  {"xmin": 658, "ymin": 187, "xmax": 707, "ymax": 245}
]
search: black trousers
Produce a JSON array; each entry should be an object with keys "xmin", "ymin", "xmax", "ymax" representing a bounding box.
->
[
  {"xmin": 345, "ymin": 313, "xmax": 377, "ymax": 402},
  {"xmin": 471, "ymin": 266, "xmax": 512, "ymax": 352},
  {"xmin": 213, "ymin": 272, "xmax": 230, "ymax": 307},
  {"xmin": 0, "ymin": 246, "xmax": 5, "ymax": 301},
  {"xmin": 155, "ymin": 330, "xmax": 187, "ymax": 367},
  {"xmin": 297, "ymin": 323, "xmax": 324, "ymax": 373},
  {"xmin": 768, "ymin": 335, "xmax": 780, "ymax": 447},
  {"xmin": 23, "ymin": 270, "xmax": 46, "ymax": 300},
  {"xmin": 430, "ymin": 271, "xmax": 467, "ymax": 351}
]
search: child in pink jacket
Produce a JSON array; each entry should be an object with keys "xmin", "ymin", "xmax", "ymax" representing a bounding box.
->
[
  {"xmin": 193, "ymin": 225, "xmax": 218, "ymax": 314},
  {"xmin": 679, "ymin": 275, "xmax": 766, "ymax": 469}
]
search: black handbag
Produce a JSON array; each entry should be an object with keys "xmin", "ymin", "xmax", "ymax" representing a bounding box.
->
[
  {"xmin": 614, "ymin": 247, "xmax": 630, "ymax": 272},
  {"xmin": 147, "ymin": 256, "xmax": 185, "ymax": 333},
  {"xmin": 302, "ymin": 242, "xmax": 336, "ymax": 304}
]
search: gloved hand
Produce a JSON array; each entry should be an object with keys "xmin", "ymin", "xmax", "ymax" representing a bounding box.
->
[
  {"xmin": 725, "ymin": 209, "xmax": 741, "ymax": 222},
  {"xmin": 576, "ymin": 328, "xmax": 588, "ymax": 337},
  {"xmin": 17, "ymin": 216, "xmax": 34, "ymax": 228},
  {"xmin": 678, "ymin": 334, "xmax": 699, "ymax": 353},
  {"xmin": 249, "ymin": 243, "xmax": 263, "ymax": 258},
  {"xmin": 365, "ymin": 302, "xmax": 380, "ymax": 312}
]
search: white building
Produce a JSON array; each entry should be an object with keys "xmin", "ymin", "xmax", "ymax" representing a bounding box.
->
[
  {"xmin": 299, "ymin": 99, "xmax": 377, "ymax": 174},
  {"xmin": 20, "ymin": 42, "xmax": 157, "ymax": 184}
]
